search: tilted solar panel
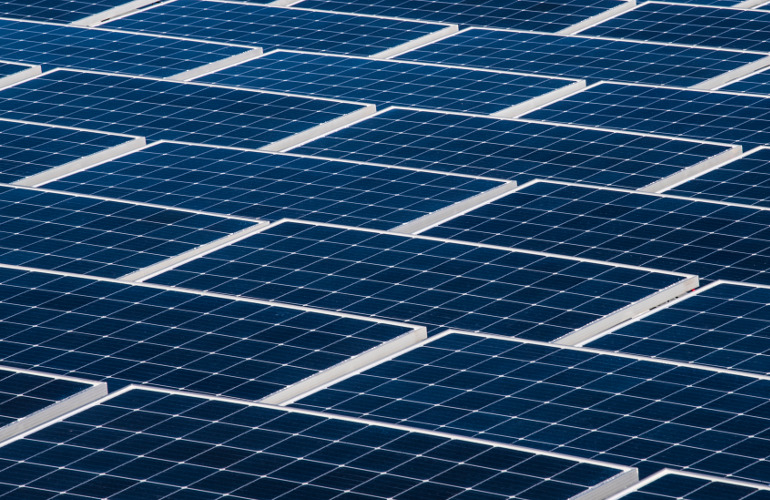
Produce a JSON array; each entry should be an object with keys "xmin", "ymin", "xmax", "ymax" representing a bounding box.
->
[
  {"xmin": 0, "ymin": 184, "xmax": 258, "ymax": 278},
  {"xmin": 0, "ymin": 60, "xmax": 39, "ymax": 89},
  {"xmin": 0, "ymin": 0, "xmax": 156, "ymax": 25},
  {"xmin": 146, "ymin": 219, "xmax": 696, "ymax": 344},
  {"xmin": 586, "ymin": 282, "xmax": 770, "ymax": 376},
  {"xmin": 0, "ymin": 366, "xmax": 105, "ymax": 444},
  {"xmin": 721, "ymin": 67, "xmax": 770, "ymax": 95},
  {"xmin": 289, "ymin": 108, "xmax": 739, "ymax": 191},
  {"xmin": 579, "ymin": 2, "xmax": 770, "ymax": 52},
  {"xmin": 664, "ymin": 147, "xmax": 770, "ymax": 208},
  {"xmin": 522, "ymin": 82, "xmax": 770, "ymax": 148},
  {"xmin": 0, "ymin": 69, "xmax": 374, "ymax": 151},
  {"xmin": 0, "ymin": 119, "xmax": 141, "ymax": 185},
  {"xmin": 102, "ymin": 0, "xmax": 458, "ymax": 58},
  {"xmin": 292, "ymin": 331, "xmax": 770, "ymax": 481},
  {"xmin": 0, "ymin": 18, "xmax": 263, "ymax": 79},
  {"xmin": 194, "ymin": 50, "xmax": 583, "ymax": 116},
  {"xmin": 41, "ymin": 141, "xmax": 511, "ymax": 231},
  {"xmin": 607, "ymin": 470, "xmax": 770, "ymax": 499},
  {"xmin": 422, "ymin": 180, "xmax": 770, "ymax": 285},
  {"xmin": 396, "ymin": 28, "xmax": 770, "ymax": 88},
  {"xmin": 288, "ymin": 0, "xmax": 633, "ymax": 34},
  {"xmin": 0, "ymin": 265, "xmax": 423, "ymax": 403},
  {"xmin": 0, "ymin": 386, "xmax": 636, "ymax": 499}
]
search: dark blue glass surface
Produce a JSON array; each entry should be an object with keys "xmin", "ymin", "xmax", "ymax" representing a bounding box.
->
[
  {"xmin": 0, "ymin": 387, "xmax": 627, "ymax": 499},
  {"xmin": 623, "ymin": 472, "xmax": 770, "ymax": 499},
  {"xmin": 290, "ymin": 108, "xmax": 733, "ymax": 189},
  {"xmin": 0, "ymin": 185, "xmax": 253, "ymax": 277},
  {"xmin": 45, "ymin": 141, "xmax": 503, "ymax": 230},
  {"xmin": 723, "ymin": 68, "xmax": 770, "ymax": 95},
  {"xmin": 424, "ymin": 181, "xmax": 770, "ymax": 285},
  {"xmin": 294, "ymin": 332, "xmax": 770, "ymax": 481},
  {"xmin": 147, "ymin": 220, "xmax": 688, "ymax": 342},
  {"xmin": 398, "ymin": 29, "xmax": 765, "ymax": 86},
  {"xmin": 0, "ymin": 0, "xmax": 139, "ymax": 23},
  {"xmin": 0, "ymin": 69, "xmax": 368, "ymax": 150},
  {"xmin": 104, "ymin": 0, "xmax": 451, "ymax": 56}
]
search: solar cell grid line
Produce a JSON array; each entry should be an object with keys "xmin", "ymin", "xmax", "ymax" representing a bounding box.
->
[
  {"xmin": 0, "ymin": 0, "xmax": 157, "ymax": 25},
  {"xmin": 287, "ymin": 107, "xmax": 741, "ymax": 192},
  {"xmin": 282, "ymin": 0, "xmax": 635, "ymax": 34},
  {"xmin": 394, "ymin": 28, "xmax": 770, "ymax": 90},
  {"xmin": 606, "ymin": 470, "xmax": 770, "ymax": 500},
  {"xmin": 521, "ymin": 81, "xmax": 770, "ymax": 149},
  {"xmin": 0, "ymin": 18, "xmax": 264, "ymax": 80},
  {"xmin": 192, "ymin": 49, "xmax": 586, "ymax": 117},
  {"xmin": 0, "ymin": 264, "xmax": 426, "ymax": 404},
  {"xmin": 145, "ymin": 218, "xmax": 698, "ymax": 345},
  {"xmin": 576, "ymin": 2, "xmax": 770, "ymax": 52},
  {"xmin": 582, "ymin": 281, "xmax": 770, "ymax": 377},
  {"xmin": 100, "ymin": 0, "xmax": 459, "ymax": 59},
  {"xmin": 0, "ymin": 183, "xmax": 264, "ymax": 279},
  {"xmin": 0, "ymin": 386, "xmax": 639, "ymax": 500},
  {"xmin": 0, "ymin": 119, "xmax": 143, "ymax": 186},
  {"xmin": 0, "ymin": 366, "xmax": 106, "ymax": 445},
  {"xmin": 0, "ymin": 69, "xmax": 375, "ymax": 152},
  {"xmin": 421, "ymin": 180, "xmax": 770, "ymax": 286},
  {"xmin": 662, "ymin": 147, "xmax": 770, "ymax": 208},
  {"xmin": 38, "ymin": 140, "xmax": 517, "ymax": 232},
  {"xmin": 290, "ymin": 330, "xmax": 770, "ymax": 482}
]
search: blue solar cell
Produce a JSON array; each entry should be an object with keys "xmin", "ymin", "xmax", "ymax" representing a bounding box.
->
[
  {"xmin": 0, "ymin": 387, "xmax": 633, "ymax": 499},
  {"xmin": 587, "ymin": 282, "xmax": 770, "ymax": 376},
  {"xmin": 0, "ymin": 185, "xmax": 255, "ymax": 278},
  {"xmin": 0, "ymin": 0, "xmax": 151, "ymax": 24},
  {"xmin": 0, "ymin": 119, "xmax": 137, "ymax": 184},
  {"xmin": 147, "ymin": 219, "xmax": 693, "ymax": 343},
  {"xmin": 290, "ymin": 108, "xmax": 736, "ymax": 190},
  {"xmin": 396, "ymin": 28, "xmax": 769, "ymax": 87},
  {"xmin": 522, "ymin": 82, "xmax": 770, "ymax": 148},
  {"xmin": 0, "ymin": 366, "xmax": 103, "ymax": 432},
  {"xmin": 0, "ymin": 69, "xmax": 370, "ymax": 150},
  {"xmin": 423, "ymin": 180, "xmax": 770, "ymax": 285},
  {"xmin": 0, "ymin": 18, "xmax": 260, "ymax": 78},
  {"xmin": 195, "ymin": 50, "xmax": 580, "ymax": 115},
  {"xmin": 580, "ymin": 2, "xmax": 770, "ymax": 52},
  {"xmin": 293, "ymin": 331, "xmax": 770, "ymax": 481},
  {"xmin": 0, "ymin": 265, "xmax": 419, "ymax": 402},
  {"xmin": 665, "ymin": 147, "xmax": 770, "ymax": 208},
  {"xmin": 43, "ymin": 141, "xmax": 506, "ymax": 230},
  {"xmin": 291, "ymin": 0, "xmax": 631, "ymax": 33},
  {"xmin": 104, "ymin": 0, "xmax": 455, "ymax": 57},
  {"xmin": 722, "ymin": 67, "xmax": 770, "ymax": 95},
  {"xmin": 611, "ymin": 471, "xmax": 770, "ymax": 499}
]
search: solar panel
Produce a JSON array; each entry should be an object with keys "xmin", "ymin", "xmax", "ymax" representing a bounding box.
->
[
  {"xmin": 292, "ymin": 331, "xmax": 770, "ymax": 481},
  {"xmin": 578, "ymin": 2, "xmax": 770, "ymax": 52},
  {"xmin": 0, "ymin": 18, "xmax": 263, "ymax": 79},
  {"xmin": 0, "ymin": 184, "xmax": 259, "ymax": 278},
  {"xmin": 0, "ymin": 60, "xmax": 39, "ymax": 89},
  {"xmin": 664, "ymin": 147, "xmax": 770, "ymax": 208},
  {"xmin": 585, "ymin": 281, "xmax": 770, "ymax": 377},
  {"xmin": 146, "ymin": 219, "xmax": 696, "ymax": 344},
  {"xmin": 422, "ymin": 180, "xmax": 770, "ymax": 286},
  {"xmin": 102, "ymin": 0, "xmax": 458, "ymax": 58},
  {"xmin": 396, "ymin": 28, "xmax": 770, "ymax": 89},
  {"xmin": 607, "ymin": 470, "xmax": 770, "ymax": 499},
  {"xmin": 522, "ymin": 82, "xmax": 770, "ymax": 149},
  {"xmin": 0, "ymin": 69, "xmax": 374, "ymax": 151},
  {"xmin": 0, "ymin": 265, "xmax": 423, "ymax": 403},
  {"xmin": 720, "ymin": 67, "xmax": 770, "ymax": 95},
  {"xmin": 287, "ymin": 0, "xmax": 634, "ymax": 34},
  {"xmin": 0, "ymin": 366, "xmax": 105, "ymax": 444},
  {"xmin": 0, "ymin": 119, "xmax": 141, "ymax": 185},
  {"xmin": 0, "ymin": 386, "xmax": 637, "ymax": 500},
  {"xmin": 289, "ymin": 108, "xmax": 739, "ymax": 191},
  {"xmin": 40, "ymin": 141, "xmax": 512, "ymax": 231},
  {"xmin": 0, "ymin": 0, "xmax": 156, "ymax": 25},
  {"xmin": 194, "ymin": 50, "xmax": 583, "ymax": 116}
]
